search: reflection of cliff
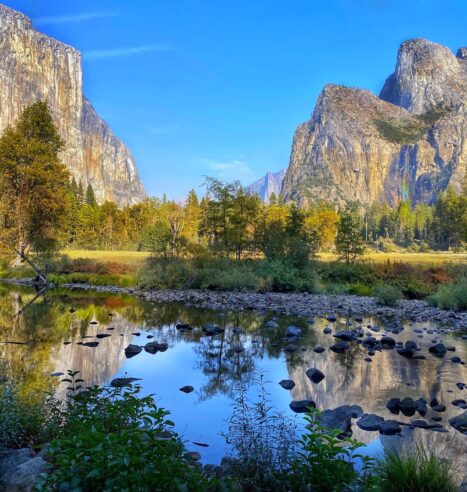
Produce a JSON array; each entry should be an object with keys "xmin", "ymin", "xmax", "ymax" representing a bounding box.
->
[
  {"xmin": 287, "ymin": 318, "xmax": 467, "ymax": 480},
  {"xmin": 48, "ymin": 315, "xmax": 134, "ymax": 398}
]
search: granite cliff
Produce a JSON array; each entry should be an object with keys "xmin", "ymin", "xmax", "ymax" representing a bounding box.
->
[
  {"xmin": 0, "ymin": 4, "xmax": 146, "ymax": 205},
  {"xmin": 282, "ymin": 39, "xmax": 467, "ymax": 207},
  {"xmin": 247, "ymin": 169, "xmax": 285, "ymax": 203}
]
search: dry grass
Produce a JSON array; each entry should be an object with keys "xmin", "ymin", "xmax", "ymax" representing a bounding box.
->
[
  {"xmin": 60, "ymin": 250, "xmax": 151, "ymax": 267},
  {"xmin": 319, "ymin": 252, "xmax": 467, "ymax": 265},
  {"xmin": 61, "ymin": 250, "xmax": 467, "ymax": 268}
]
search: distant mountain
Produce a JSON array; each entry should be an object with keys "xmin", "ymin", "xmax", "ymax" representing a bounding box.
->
[
  {"xmin": 282, "ymin": 38, "xmax": 467, "ymax": 207},
  {"xmin": 247, "ymin": 170, "xmax": 286, "ymax": 203}
]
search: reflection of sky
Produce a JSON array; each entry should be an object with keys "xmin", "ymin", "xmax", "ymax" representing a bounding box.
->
[
  {"xmin": 117, "ymin": 336, "xmax": 299, "ymax": 463},
  {"xmin": 3, "ymin": 287, "xmax": 466, "ymax": 478}
]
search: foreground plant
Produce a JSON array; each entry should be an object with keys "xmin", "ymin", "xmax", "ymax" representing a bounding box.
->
[
  {"xmin": 36, "ymin": 383, "xmax": 208, "ymax": 492},
  {"xmin": 222, "ymin": 375, "xmax": 298, "ymax": 490},
  {"xmin": 290, "ymin": 408, "xmax": 377, "ymax": 492},
  {"xmin": 377, "ymin": 446, "xmax": 457, "ymax": 492}
]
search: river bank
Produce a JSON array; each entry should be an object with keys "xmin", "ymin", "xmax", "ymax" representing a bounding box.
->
[{"xmin": 4, "ymin": 277, "xmax": 467, "ymax": 329}]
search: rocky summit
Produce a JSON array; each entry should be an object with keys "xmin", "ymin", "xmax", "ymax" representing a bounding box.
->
[
  {"xmin": 282, "ymin": 38, "xmax": 467, "ymax": 207},
  {"xmin": 0, "ymin": 4, "xmax": 146, "ymax": 206}
]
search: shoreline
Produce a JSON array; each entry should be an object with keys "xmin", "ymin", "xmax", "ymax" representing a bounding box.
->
[{"xmin": 4, "ymin": 277, "xmax": 466, "ymax": 328}]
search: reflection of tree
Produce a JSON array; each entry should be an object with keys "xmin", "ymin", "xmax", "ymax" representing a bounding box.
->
[{"xmin": 193, "ymin": 325, "xmax": 257, "ymax": 401}]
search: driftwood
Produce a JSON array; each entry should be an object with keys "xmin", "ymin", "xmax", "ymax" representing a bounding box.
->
[{"xmin": 13, "ymin": 248, "xmax": 47, "ymax": 284}]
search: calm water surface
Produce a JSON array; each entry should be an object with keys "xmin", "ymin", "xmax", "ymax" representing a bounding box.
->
[{"xmin": 0, "ymin": 285, "xmax": 465, "ymax": 477}]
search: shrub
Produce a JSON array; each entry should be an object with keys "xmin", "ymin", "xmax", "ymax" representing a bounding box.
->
[
  {"xmin": 222, "ymin": 375, "xmax": 298, "ymax": 490},
  {"xmin": 0, "ymin": 380, "xmax": 59, "ymax": 450},
  {"xmin": 374, "ymin": 284, "xmax": 403, "ymax": 306},
  {"xmin": 259, "ymin": 260, "xmax": 320, "ymax": 292},
  {"xmin": 38, "ymin": 383, "xmax": 207, "ymax": 491},
  {"xmin": 378, "ymin": 447, "xmax": 457, "ymax": 492},
  {"xmin": 429, "ymin": 278, "xmax": 467, "ymax": 311},
  {"xmin": 291, "ymin": 409, "xmax": 377, "ymax": 492}
]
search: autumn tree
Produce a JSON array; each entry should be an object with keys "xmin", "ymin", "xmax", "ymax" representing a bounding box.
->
[{"xmin": 0, "ymin": 101, "xmax": 70, "ymax": 267}]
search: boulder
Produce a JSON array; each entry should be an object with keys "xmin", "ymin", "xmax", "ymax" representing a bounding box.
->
[
  {"xmin": 429, "ymin": 343, "xmax": 447, "ymax": 357},
  {"xmin": 306, "ymin": 368, "xmax": 325, "ymax": 384},
  {"xmin": 449, "ymin": 411, "xmax": 467, "ymax": 434},
  {"xmin": 357, "ymin": 414, "xmax": 384, "ymax": 431},
  {"xmin": 399, "ymin": 397, "xmax": 417, "ymax": 416},
  {"xmin": 386, "ymin": 397, "xmax": 400, "ymax": 414},
  {"xmin": 334, "ymin": 331, "xmax": 357, "ymax": 342},
  {"xmin": 380, "ymin": 336, "xmax": 396, "ymax": 348},
  {"xmin": 124, "ymin": 344, "xmax": 142, "ymax": 358},
  {"xmin": 330, "ymin": 341, "xmax": 350, "ymax": 353},
  {"xmin": 379, "ymin": 420, "xmax": 401, "ymax": 435},
  {"xmin": 0, "ymin": 449, "xmax": 46, "ymax": 492},
  {"xmin": 313, "ymin": 346, "xmax": 325, "ymax": 353},
  {"xmin": 289, "ymin": 399, "xmax": 315, "ymax": 413},
  {"xmin": 279, "ymin": 379, "xmax": 295, "ymax": 390},
  {"xmin": 110, "ymin": 377, "xmax": 142, "ymax": 387},
  {"xmin": 319, "ymin": 405, "xmax": 363, "ymax": 435}
]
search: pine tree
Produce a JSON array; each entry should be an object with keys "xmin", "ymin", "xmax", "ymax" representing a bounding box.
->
[
  {"xmin": 85, "ymin": 183, "xmax": 97, "ymax": 207},
  {"xmin": 0, "ymin": 101, "xmax": 70, "ymax": 261},
  {"xmin": 335, "ymin": 208, "xmax": 365, "ymax": 264}
]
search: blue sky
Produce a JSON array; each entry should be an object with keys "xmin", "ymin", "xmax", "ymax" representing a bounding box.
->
[{"xmin": 4, "ymin": 0, "xmax": 467, "ymax": 199}]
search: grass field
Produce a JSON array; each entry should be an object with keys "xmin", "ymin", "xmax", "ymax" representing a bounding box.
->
[
  {"xmin": 61, "ymin": 249, "xmax": 151, "ymax": 266},
  {"xmin": 60, "ymin": 249, "xmax": 467, "ymax": 267},
  {"xmin": 319, "ymin": 252, "xmax": 467, "ymax": 265}
]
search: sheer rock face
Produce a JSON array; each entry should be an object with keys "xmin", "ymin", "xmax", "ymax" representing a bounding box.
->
[
  {"xmin": 247, "ymin": 169, "xmax": 286, "ymax": 203},
  {"xmin": 0, "ymin": 4, "xmax": 146, "ymax": 205},
  {"xmin": 282, "ymin": 39, "xmax": 467, "ymax": 207}
]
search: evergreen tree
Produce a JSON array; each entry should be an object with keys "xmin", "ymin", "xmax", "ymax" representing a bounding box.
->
[
  {"xmin": 0, "ymin": 101, "xmax": 70, "ymax": 260},
  {"xmin": 85, "ymin": 183, "xmax": 97, "ymax": 207},
  {"xmin": 335, "ymin": 207, "xmax": 365, "ymax": 264}
]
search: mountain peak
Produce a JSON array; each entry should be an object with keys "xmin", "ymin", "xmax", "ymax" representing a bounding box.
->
[
  {"xmin": 247, "ymin": 170, "xmax": 285, "ymax": 203},
  {"xmin": 282, "ymin": 38, "xmax": 466, "ymax": 207}
]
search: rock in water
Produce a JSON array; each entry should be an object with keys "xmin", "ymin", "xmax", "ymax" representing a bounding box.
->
[
  {"xmin": 306, "ymin": 368, "xmax": 325, "ymax": 384},
  {"xmin": 319, "ymin": 405, "xmax": 363, "ymax": 435},
  {"xmin": 289, "ymin": 399, "xmax": 315, "ymax": 413},
  {"xmin": 111, "ymin": 377, "xmax": 142, "ymax": 387},
  {"xmin": 429, "ymin": 343, "xmax": 447, "ymax": 357},
  {"xmin": 124, "ymin": 344, "xmax": 142, "ymax": 358},
  {"xmin": 357, "ymin": 414, "xmax": 384, "ymax": 431},
  {"xmin": 0, "ymin": 4, "xmax": 145, "ymax": 205},
  {"xmin": 279, "ymin": 379, "xmax": 295, "ymax": 390},
  {"xmin": 282, "ymin": 38, "xmax": 466, "ymax": 207},
  {"xmin": 179, "ymin": 386, "xmax": 194, "ymax": 393},
  {"xmin": 448, "ymin": 411, "xmax": 467, "ymax": 434}
]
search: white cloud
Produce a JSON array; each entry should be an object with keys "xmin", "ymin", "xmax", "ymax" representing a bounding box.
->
[
  {"xmin": 205, "ymin": 159, "xmax": 255, "ymax": 183},
  {"xmin": 83, "ymin": 45, "xmax": 170, "ymax": 61},
  {"xmin": 34, "ymin": 11, "xmax": 119, "ymax": 26}
]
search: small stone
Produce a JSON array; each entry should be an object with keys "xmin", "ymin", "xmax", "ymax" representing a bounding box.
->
[
  {"xmin": 313, "ymin": 346, "xmax": 325, "ymax": 353},
  {"xmin": 180, "ymin": 385, "xmax": 194, "ymax": 393},
  {"xmin": 279, "ymin": 379, "xmax": 295, "ymax": 390}
]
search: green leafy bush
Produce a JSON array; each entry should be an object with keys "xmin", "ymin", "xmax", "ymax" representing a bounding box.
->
[
  {"xmin": 0, "ymin": 380, "xmax": 59, "ymax": 450},
  {"xmin": 291, "ymin": 409, "xmax": 377, "ymax": 492},
  {"xmin": 429, "ymin": 278, "xmax": 467, "ymax": 311},
  {"xmin": 378, "ymin": 447, "xmax": 457, "ymax": 492},
  {"xmin": 38, "ymin": 383, "xmax": 207, "ymax": 491},
  {"xmin": 374, "ymin": 284, "xmax": 403, "ymax": 306}
]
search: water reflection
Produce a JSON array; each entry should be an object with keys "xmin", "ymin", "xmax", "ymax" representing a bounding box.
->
[{"xmin": 0, "ymin": 285, "xmax": 465, "ymax": 479}]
